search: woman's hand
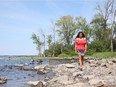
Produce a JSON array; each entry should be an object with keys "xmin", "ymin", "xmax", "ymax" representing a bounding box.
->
[
  {"xmin": 75, "ymin": 50, "xmax": 77, "ymax": 54},
  {"xmin": 84, "ymin": 50, "xmax": 87, "ymax": 53}
]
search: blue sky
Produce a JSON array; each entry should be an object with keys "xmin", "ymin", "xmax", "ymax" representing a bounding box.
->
[{"xmin": 0, "ymin": 0, "xmax": 104, "ymax": 55}]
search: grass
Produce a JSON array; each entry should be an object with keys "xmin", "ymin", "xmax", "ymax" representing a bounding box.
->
[
  {"xmin": 91, "ymin": 52, "xmax": 116, "ymax": 58},
  {"xmin": 1, "ymin": 52, "xmax": 116, "ymax": 60}
]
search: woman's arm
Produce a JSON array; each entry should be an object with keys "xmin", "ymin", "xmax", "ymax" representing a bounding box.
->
[
  {"xmin": 85, "ymin": 38, "xmax": 87, "ymax": 52},
  {"xmin": 75, "ymin": 39, "xmax": 77, "ymax": 53}
]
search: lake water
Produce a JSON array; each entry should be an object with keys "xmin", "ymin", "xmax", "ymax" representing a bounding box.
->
[{"xmin": 0, "ymin": 57, "xmax": 77, "ymax": 87}]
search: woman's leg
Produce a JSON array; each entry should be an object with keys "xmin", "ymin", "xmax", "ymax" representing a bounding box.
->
[{"xmin": 79, "ymin": 55, "xmax": 84, "ymax": 70}]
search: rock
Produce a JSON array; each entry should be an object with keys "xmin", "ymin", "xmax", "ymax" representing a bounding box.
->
[
  {"xmin": 67, "ymin": 83, "xmax": 91, "ymax": 87},
  {"xmin": 37, "ymin": 59, "xmax": 43, "ymax": 64},
  {"xmin": 83, "ymin": 75, "xmax": 94, "ymax": 80},
  {"xmin": 34, "ymin": 64, "xmax": 49, "ymax": 70},
  {"xmin": 112, "ymin": 60, "xmax": 116, "ymax": 63},
  {"xmin": 0, "ymin": 77, "xmax": 7, "ymax": 84},
  {"xmin": 49, "ymin": 75, "xmax": 73, "ymax": 85},
  {"xmin": 27, "ymin": 81, "xmax": 47, "ymax": 87},
  {"xmin": 14, "ymin": 64, "xmax": 24, "ymax": 67},
  {"xmin": 108, "ymin": 61, "xmax": 113, "ymax": 65},
  {"xmin": 89, "ymin": 64, "xmax": 97, "ymax": 67},
  {"xmin": 64, "ymin": 64, "xmax": 75, "ymax": 68},
  {"xmin": 24, "ymin": 63, "xmax": 29, "ymax": 66},
  {"xmin": 102, "ymin": 59, "xmax": 108, "ymax": 63},
  {"xmin": 89, "ymin": 79, "xmax": 105, "ymax": 86},
  {"xmin": 87, "ymin": 59, "xmax": 96, "ymax": 64},
  {"xmin": 37, "ymin": 68, "xmax": 48, "ymax": 74},
  {"xmin": 73, "ymin": 72, "xmax": 83, "ymax": 77},
  {"xmin": 23, "ymin": 68, "xmax": 36, "ymax": 71},
  {"xmin": 101, "ymin": 63, "xmax": 108, "ymax": 68}
]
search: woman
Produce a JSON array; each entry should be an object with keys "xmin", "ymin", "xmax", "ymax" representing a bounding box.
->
[{"xmin": 75, "ymin": 32, "xmax": 87, "ymax": 71}]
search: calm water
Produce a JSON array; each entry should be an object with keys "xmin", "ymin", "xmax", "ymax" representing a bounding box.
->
[{"xmin": 0, "ymin": 57, "xmax": 77, "ymax": 87}]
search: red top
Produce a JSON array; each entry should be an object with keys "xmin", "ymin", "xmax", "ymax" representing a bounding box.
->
[{"xmin": 75, "ymin": 38, "xmax": 87, "ymax": 50}]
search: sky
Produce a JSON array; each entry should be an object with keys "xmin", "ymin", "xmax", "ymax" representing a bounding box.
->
[{"xmin": 0, "ymin": 0, "xmax": 104, "ymax": 55}]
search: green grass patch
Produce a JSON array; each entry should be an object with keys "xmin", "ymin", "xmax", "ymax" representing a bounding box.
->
[{"xmin": 91, "ymin": 52, "xmax": 116, "ymax": 58}]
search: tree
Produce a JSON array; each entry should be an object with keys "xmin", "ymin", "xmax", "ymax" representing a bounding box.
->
[
  {"xmin": 31, "ymin": 33, "xmax": 43, "ymax": 56},
  {"xmin": 47, "ymin": 34, "xmax": 52, "ymax": 49},
  {"xmin": 39, "ymin": 28, "xmax": 46, "ymax": 57},
  {"xmin": 51, "ymin": 20, "xmax": 56, "ymax": 57},
  {"xmin": 90, "ymin": 15, "xmax": 109, "ymax": 41},
  {"xmin": 96, "ymin": 0, "xmax": 116, "ymax": 52},
  {"xmin": 55, "ymin": 15, "xmax": 77, "ymax": 45},
  {"xmin": 75, "ymin": 16, "xmax": 92, "ymax": 42}
]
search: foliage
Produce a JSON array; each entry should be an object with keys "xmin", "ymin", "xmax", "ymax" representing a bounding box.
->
[
  {"xmin": 58, "ymin": 53, "xmax": 69, "ymax": 57},
  {"xmin": 91, "ymin": 52, "xmax": 116, "ymax": 58},
  {"xmin": 32, "ymin": 0, "xmax": 116, "ymax": 57},
  {"xmin": 31, "ymin": 33, "xmax": 43, "ymax": 56}
]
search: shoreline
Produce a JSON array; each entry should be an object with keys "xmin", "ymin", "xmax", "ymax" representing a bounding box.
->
[
  {"xmin": 0, "ymin": 58, "xmax": 116, "ymax": 87},
  {"xmin": 26, "ymin": 58, "xmax": 116, "ymax": 87}
]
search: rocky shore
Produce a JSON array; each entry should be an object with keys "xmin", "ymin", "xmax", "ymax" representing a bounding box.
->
[
  {"xmin": 0, "ymin": 58, "xmax": 116, "ymax": 87},
  {"xmin": 26, "ymin": 58, "xmax": 116, "ymax": 87}
]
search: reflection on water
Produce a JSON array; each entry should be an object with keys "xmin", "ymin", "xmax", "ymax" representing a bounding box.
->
[{"xmin": 0, "ymin": 58, "xmax": 77, "ymax": 87}]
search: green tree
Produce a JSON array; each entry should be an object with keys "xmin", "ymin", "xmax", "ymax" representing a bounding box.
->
[
  {"xmin": 75, "ymin": 16, "xmax": 92, "ymax": 42},
  {"xmin": 56, "ymin": 15, "xmax": 77, "ymax": 45},
  {"xmin": 31, "ymin": 33, "xmax": 43, "ymax": 56},
  {"xmin": 96, "ymin": 0, "xmax": 116, "ymax": 52},
  {"xmin": 47, "ymin": 34, "xmax": 52, "ymax": 49}
]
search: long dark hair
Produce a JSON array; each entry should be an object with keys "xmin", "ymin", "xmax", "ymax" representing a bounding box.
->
[{"xmin": 76, "ymin": 32, "xmax": 85, "ymax": 38}]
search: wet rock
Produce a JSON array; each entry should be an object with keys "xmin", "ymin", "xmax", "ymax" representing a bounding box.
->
[
  {"xmin": 23, "ymin": 68, "xmax": 36, "ymax": 71},
  {"xmin": 24, "ymin": 63, "xmax": 29, "ymax": 66},
  {"xmin": 37, "ymin": 68, "xmax": 48, "ymax": 75},
  {"xmin": 37, "ymin": 59, "xmax": 43, "ymax": 64},
  {"xmin": 14, "ymin": 64, "xmax": 24, "ymax": 67},
  {"xmin": 31, "ymin": 58, "xmax": 35, "ymax": 62},
  {"xmin": 27, "ymin": 81, "xmax": 47, "ymax": 87},
  {"xmin": 0, "ymin": 77, "xmax": 7, "ymax": 84},
  {"xmin": 34, "ymin": 64, "xmax": 49, "ymax": 70}
]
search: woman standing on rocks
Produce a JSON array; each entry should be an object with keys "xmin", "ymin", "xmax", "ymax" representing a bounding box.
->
[{"xmin": 75, "ymin": 32, "xmax": 87, "ymax": 71}]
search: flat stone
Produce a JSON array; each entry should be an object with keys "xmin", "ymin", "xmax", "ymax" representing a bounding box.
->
[
  {"xmin": 83, "ymin": 75, "xmax": 94, "ymax": 80},
  {"xmin": 73, "ymin": 71, "xmax": 83, "ymax": 77},
  {"xmin": 27, "ymin": 81, "xmax": 40, "ymax": 85},
  {"xmin": 34, "ymin": 64, "xmax": 49, "ymax": 69},
  {"xmin": 89, "ymin": 79, "xmax": 105, "ymax": 86},
  {"xmin": 14, "ymin": 64, "xmax": 24, "ymax": 67},
  {"xmin": 27, "ymin": 81, "xmax": 47, "ymax": 87},
  {"xmin": 64, "ymin": 64, "xmax": 75, "ymax": 68},
  {"xmin": 37, "ymin": 69, "xmax": 48, "ymax": 74},
  {"xmin": 67, "ymin": 83, "xmax": 91, "ymax": 87},
  {"xmin": 89, "ymin": 64, "xmax": 98, "ymax": 67},
  {"xmin": 49, "ymin": 75, "xmax": 73, "ymax": 85}
]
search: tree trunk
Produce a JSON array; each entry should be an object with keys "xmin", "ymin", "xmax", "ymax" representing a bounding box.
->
[{"xmin": 111, "ymin": 28, "xmax": 113, "ymax": 52}]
